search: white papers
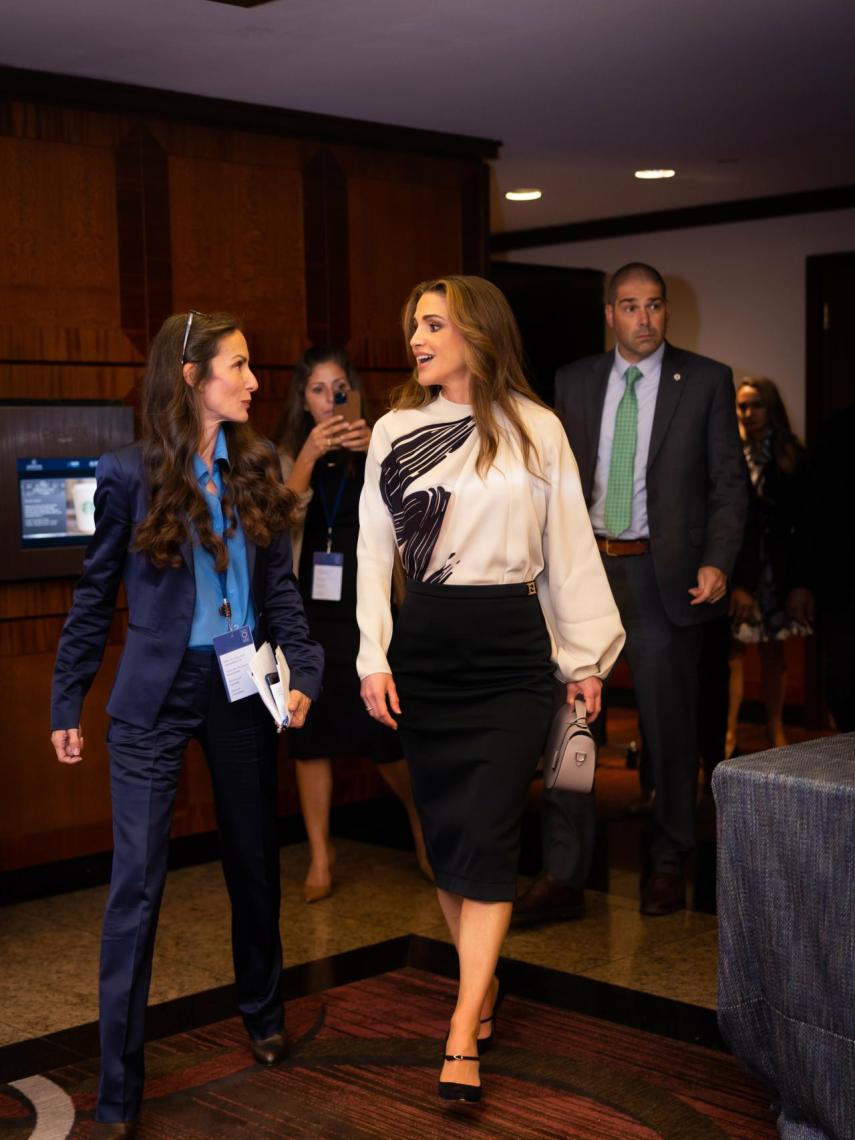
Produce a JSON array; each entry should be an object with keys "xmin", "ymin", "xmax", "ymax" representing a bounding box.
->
[{"xmin": 248, "ymin": 642, "xmax": 291, "ymax": 730}]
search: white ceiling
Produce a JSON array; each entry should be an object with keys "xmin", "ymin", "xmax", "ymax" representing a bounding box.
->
[{"xmin": 3, "ymin": 0, "xmax": 855, "ymax": 233}]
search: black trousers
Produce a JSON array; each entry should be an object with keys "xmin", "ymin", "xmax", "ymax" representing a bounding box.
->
[
  {"xmin": 98, "ymin": 650, "xmax": 282, "ymax": 1122},
  {"xmin": 543, "ymin": 553, "xmax": 702, "ymax": 881}
]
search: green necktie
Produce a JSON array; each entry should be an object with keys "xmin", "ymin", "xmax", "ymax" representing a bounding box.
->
[{"xmin": 604, "ymin": 365, "xmax": 643, "ymax": 537}]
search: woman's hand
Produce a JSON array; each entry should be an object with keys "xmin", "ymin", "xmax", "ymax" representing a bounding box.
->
[
  {"xmin": 565, "ymin": 676, "xmax": 603, "ymax": 722},
  {"xmin": 360, "ymin": 672, "xmax": 401, "ymax": 729},
  {"xmin": 299, "ymin": 414, "xmax": 348, "ymax": 465},
  {"xmin": 287, "ymin": 690, "xmax": 312, "ymax": 728},
  {"xmin": 729, "ymin": 586, "xmax": 757, "ymax": 624},
  {"xmin": 52, "ymin": 726, "xmax": 84, "ymax": 764},
  {"xmin": 339, "ymin": 419, "xmax": 371, "ymax": 454}
]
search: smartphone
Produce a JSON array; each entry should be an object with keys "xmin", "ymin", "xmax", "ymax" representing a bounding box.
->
[{"xmin": 334, "ymin": 388, "xmax": 362, "ymax": 424}]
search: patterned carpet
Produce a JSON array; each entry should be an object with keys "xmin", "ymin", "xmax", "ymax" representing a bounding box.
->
[{"xmin": 1, "ymin": 968, "xmax": 776, "ymax": 1138}]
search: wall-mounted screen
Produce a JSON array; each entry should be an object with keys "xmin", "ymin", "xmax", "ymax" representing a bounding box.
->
[
  {"xmin": 0, "ymin": 403, "xmax": 135, "ymax": 581},
  {"xmin": 18, "ymin": 457, "xmax": 100, "ymax": 546}
]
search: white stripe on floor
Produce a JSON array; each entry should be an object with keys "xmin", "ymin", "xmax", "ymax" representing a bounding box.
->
[{"xmin": 10, "ymin": 1075, "xmax": 75, "ymax": 1140}]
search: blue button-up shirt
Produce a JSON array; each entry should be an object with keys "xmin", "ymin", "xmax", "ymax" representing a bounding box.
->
[
  {"xmin": 188, "ymin": 427, "xmax": 256, "ymax": 649},
  {"xmin": 589, "ymin": 342, "xmax": 664, "ymax": 539}
]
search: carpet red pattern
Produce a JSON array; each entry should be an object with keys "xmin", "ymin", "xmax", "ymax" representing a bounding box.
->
[{"xmin": 0, "ymin": 969, "xmax": 776, "ymax": 1138}]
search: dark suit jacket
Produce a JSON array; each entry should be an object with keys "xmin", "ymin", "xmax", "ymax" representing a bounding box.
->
[
  {"xmin": 51, "ymin": 443, "xmax": 324, "ymax": 731},
  {"xmin": 554, "ymin": 343, "xmax": 747, "ymax": 627}
]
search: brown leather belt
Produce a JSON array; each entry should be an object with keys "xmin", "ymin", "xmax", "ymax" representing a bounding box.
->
[{"xmin": 596, "ymin": 536, "xmax": 651, "ymax": 557}]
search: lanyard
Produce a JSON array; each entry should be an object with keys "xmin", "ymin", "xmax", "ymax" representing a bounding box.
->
[
  {"xmin": 217, "ymin": 568, "xmax": 233, "ymax": 631},
  {"xmin": 318, "ymin": 472, "xmax": 347, "ymax": 554},
  {"xmin": 201, "ymin": 455, "xmax": 236, "ymax": 632}
]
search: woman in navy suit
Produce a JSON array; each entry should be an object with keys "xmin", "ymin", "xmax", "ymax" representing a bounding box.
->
[{"xmin": 50, "ymin": 311, "xmax": 323, "ymax": 1138}]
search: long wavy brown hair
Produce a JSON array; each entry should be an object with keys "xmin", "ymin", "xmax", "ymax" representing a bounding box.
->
[
  {"xmin": 737, "ymin": 376, "xmax": 804, "ymax": 475},
  {"xmin": 395, "ymin": 276, "xmax": 546, "ymax": 477},
  {"xmin": 133, "ymin": 312, "xmax": 294, "ymax": 570}
]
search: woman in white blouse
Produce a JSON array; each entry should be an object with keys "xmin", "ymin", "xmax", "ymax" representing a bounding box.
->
[{"xmin": 357, "ymin": 276, "xmax": 624, "ymax": 1104}]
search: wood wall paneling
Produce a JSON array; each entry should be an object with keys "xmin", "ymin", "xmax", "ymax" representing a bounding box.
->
[
  {"xmin": 0, "ymin": 136, "xmax": 119, "ymax": 331},
  {"xmin": 348, "ymin": 178, "xmax": 464, "ymax": 369},
  {"xmin": 303, "ymin": 148, "xmax": 351, "ymax": 347},
  {"xmin": 169, "ymin": 154, "xmax": 307, "ymax": 364},
  {"xmin": 115, "ymin": 127, "xmax": 174, "ymax": 356},
  {"xmin": 0, "ymin": 85, "xmax": 489, "ymax": 875}
]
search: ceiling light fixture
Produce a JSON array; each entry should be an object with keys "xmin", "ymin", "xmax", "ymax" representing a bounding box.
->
[
  {"xmin": 634, "ymin": 169, "xmax": 676, "ymax": 180},
  {"xmin": 505, "ymin": 188, "xmax": 542, "ymax": 201}
]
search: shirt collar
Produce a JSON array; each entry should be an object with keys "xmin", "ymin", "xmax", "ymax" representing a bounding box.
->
[
  {"xmin": 614, "ymin": 340, "xmax": 665, "ymax": 380},
  {"xmin": 193, "ymin": 426, "xmax": 230, "ymax": 484}
]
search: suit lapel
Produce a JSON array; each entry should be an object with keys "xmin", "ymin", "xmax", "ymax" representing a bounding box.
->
[
  {"xmin": 647, "ymin": 344, "xmax": 687, "ymax": 471},
  {"xmin": 583, "ymin": 355, "xmax": 612, "ymax": 493}
]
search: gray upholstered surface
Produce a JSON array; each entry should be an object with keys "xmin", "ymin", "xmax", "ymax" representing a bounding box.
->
[{"xmin": 713, "ymin": 733, "xmax": 855, "ymax": 1139}]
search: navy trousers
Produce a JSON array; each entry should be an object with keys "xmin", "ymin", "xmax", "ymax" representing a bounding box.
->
[{"xmin": 98, "ymin": 650, "xmax": 282, "ymax": 1123}]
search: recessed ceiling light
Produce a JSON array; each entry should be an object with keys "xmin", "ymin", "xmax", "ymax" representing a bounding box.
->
[
  {"xmin": 505, "ymin": 188, "xmax": 542, "ymax": 201},
  {"xmin": 634, "ymin": 169, "xmax": 676, "ymax": 180}
]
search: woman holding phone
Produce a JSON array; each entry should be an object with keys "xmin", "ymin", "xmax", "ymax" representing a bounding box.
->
[
  {"xmin": 357, "ymin": 277, "xmax": 624, "ymax": 1104},
  {"xmin": 275, "ymin": 346, "xmax": 430, "ymax": 901}
]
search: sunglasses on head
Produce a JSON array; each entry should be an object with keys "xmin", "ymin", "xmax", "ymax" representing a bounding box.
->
[{"xmin": 180, "ymin": 310, "xmax": 210, "ymax": 363}]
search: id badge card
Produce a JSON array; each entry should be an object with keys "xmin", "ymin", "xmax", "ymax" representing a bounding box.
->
[
  {"xmin": 213, "ymin": 625, "xmax": 257, "ymax": 702},
  {"xmin": 312, "ymin": 551, "xmax": 344, "ymax": 601}
]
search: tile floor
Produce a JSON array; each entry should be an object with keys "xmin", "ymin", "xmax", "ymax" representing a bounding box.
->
[
  {"xmin": 0, "ymin": 833, "xmax": 720, "ymax": 1046},
  {"xmin": 0, "ymin": 708, "xmax": 828, "ymax": 1047}
]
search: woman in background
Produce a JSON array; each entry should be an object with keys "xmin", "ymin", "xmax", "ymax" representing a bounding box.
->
[
  {"xmin": 51, "ymin": 311, "xmax": 323, "ymax": 1136},
  {"xmin": 727, "ymin": 375, "xmax": 810, "ymax": 755},
  {"xmin": 357, "ymin": 276, "xmax": 624, "ymax": 1103},
  {"xmin": 275, "ymin": 346, "xmax": 430, "ymax": 901}
]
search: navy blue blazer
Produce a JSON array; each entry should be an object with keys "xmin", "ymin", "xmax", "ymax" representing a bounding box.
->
[
  {"xmin": 554, "ymin": 343, "xmax": 747, "ymax": 628},
  {"xmin": 51, "ymin": 443, "xmax": 324, "ymax": 731}
]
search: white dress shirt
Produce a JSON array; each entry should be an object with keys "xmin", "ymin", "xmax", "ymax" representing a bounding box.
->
[
  {"xmin": 356, "ymin": 393, "xmax": 625, "ymax": 683},
  {"xmin": 589, "ymin": 343, "xmax": 664, "ymax": 539}
]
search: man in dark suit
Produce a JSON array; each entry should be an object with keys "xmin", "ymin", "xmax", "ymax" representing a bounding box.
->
[{"xmin": 515, "ymin": 262, "xmax": 746, "ymax": 917}]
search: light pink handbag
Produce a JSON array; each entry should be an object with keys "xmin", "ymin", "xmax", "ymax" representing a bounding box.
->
[{"xmin": 543, "ymin": 695, "xmax": 597, "ymax": 793}]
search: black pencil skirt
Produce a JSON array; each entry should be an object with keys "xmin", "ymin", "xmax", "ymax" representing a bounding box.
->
[{"xmin": 388, "ymin": 579, "xmax": 554, "ymax": 901}]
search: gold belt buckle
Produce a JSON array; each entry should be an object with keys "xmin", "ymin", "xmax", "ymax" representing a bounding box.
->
[{"xmin": 526, "ymin": 580, "xmax": 536, "ymax": 596}]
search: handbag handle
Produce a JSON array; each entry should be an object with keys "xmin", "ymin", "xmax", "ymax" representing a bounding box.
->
[{"xmin": 572, "ymin": 693, "xmax": 588, "ymax": 729}]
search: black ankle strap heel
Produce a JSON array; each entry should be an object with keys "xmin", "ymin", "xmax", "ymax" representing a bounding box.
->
[
  {"xmin": 477, "ymin": 979, "xmax": 504, "ymax": 1055},
  {"xmin": 438, "ymin": 1045, "xmax": 482, "ymax": 1103}
]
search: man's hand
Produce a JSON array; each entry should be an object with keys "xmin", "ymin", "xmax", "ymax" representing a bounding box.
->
[
  {"xmin": 360, "ymin": 672, "xmax": 401, "ymax": 729},
  {"xmin": 689, "ymin": 565, "xmax": 727, "ymax": 606},
  {"xmin": 566, "ymin": 676, "xmax": 603, "ymax": 722},
  {"xmin": 287, "ymin": 690, "xmax": 312, "ymax": 728},
  {"xmin": 52, "ymin": 726, "xmax": 84, "ymax": 764}
]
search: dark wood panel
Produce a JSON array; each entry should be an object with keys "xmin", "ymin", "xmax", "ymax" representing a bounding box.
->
[
  {"xmin": 0, "ymin": 579, "xmax": 76, "ymax": 621},
  {"xmin": 0, "ymin": 98, "xmax": 127, "ymax": 149},
  {"xmin": 303, "ymin": 149, "xmax": 350, "ymax": 346},
  {"xmin": 348, "ymin": 178, "xmax": 463, "ymax": 368},
  {"xmin": 0, "ymin": 136, "xmax": 124, "ymax": 334},
  {"xmin": 0, "ymin": 66, "xmax": 500, "ymax": 161},
  {"xmin": 116, "ymin": 127, "xmax": 174, "ymax": 356},
  {"xmin": 0, "ymin": 645, "xmax": 118, "ymax": 870},
  {"xmin": 358, "ymin": 369, "xmax": 410, "ymax": 423},
  {"xmin": 169, "ymin": 153, "xmax": 306, "ymax": 364},
  {"xmin": 0, "ymin": 362, "xmax": 144, "ymax": 401}
]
